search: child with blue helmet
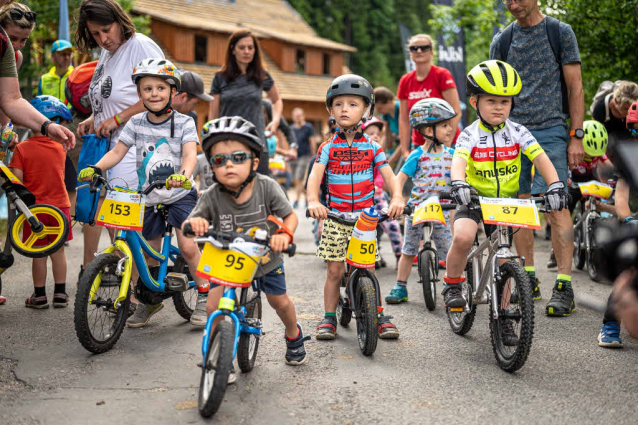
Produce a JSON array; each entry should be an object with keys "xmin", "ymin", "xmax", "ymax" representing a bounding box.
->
[{"xmin": 8, "ymin": 96, "xmax": 74, "ymax": 309}]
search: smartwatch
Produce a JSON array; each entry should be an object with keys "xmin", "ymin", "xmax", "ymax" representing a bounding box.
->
[{"xmin": 570, "ymin": 128, "xmax": 585, "ymax": 139}]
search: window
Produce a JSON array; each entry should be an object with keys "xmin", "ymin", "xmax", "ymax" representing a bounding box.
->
[
  {"xmin": 195, "ymin": 35, "xmax": 208, "ymax": 63},
  {"xmin": 323, "ymin": 53, "xmax": 331, "ymax": 75},
  {"xmin": 296, "ymin": 49, "xmax": 305, "ymax": 73}
]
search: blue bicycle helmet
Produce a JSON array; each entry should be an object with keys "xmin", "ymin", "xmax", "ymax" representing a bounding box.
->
[{"xmin": 30, "ymin": 95, "xmax": 72, "ymax": 124}]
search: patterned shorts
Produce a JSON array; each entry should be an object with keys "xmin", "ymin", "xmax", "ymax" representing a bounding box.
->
[{"xmin": 316, "ymin": 218, "xmax": 380, "ymax": 263}]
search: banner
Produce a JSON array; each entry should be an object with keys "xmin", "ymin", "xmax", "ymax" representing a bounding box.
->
[
  {"xmin": 58, "ymin": 0, "xmax": 70, "ymax": 41},
  {"xmin": 398, "ymin": 22, "xmax": 415, "ymax": 73},
  {"xmin": 434, "ymin": 0, "xmax": 467, "ymax": 128}
]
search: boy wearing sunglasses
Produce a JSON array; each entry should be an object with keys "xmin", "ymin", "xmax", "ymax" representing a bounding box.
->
[
  {"xmin": 184, "ymin": 116, "xmax": 310, "ymax": 371},
  {"xmin": 78, "ymin": 59, "xmax": 210, "ymax": 328}
]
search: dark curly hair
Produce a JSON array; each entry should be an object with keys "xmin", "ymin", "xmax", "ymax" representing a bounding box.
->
[{"xmin": 75, "ymin": 0, "xmax": 136, "ymax": 53}]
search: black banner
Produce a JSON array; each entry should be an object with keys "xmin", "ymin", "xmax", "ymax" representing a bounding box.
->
[{"xmin": 398, "ymin": 22, "xmax": 415, "ymax": 73}]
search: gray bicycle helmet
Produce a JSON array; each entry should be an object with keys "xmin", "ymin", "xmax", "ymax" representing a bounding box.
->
[
  {"xmin": 326, "ymin": 74, "xmax": 375, "ymax": 119},
  {"xmin": 409, "ymin": 98, "xmax": 457, "ymax": 130},
  {"xmin": 201, "ymin": 116, "xmax": 263, "ymax": 163}
]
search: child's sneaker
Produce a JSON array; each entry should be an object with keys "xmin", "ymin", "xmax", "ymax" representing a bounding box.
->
[
  {"xmin": 598, "ymin": 321, "xmax": 623, "ymax": 348},
  {"xmin": 378, "ymin": 315, "xmax": 399, "ymax": 339},
  {"xmin": 316, "ymin": 316, "xmax": 337, "ymax": 340},
  {"xmin": 546, "ymin": 249, "xmax": 557, "ymax": 268},
  {"xmin": 442, "ymin": 276, "xmax": 466, "ymax": 308},
  {"xmin": 0, "ymin": 295, "xmax": 6, "ymax": 305},
  {"xmin": 190, "ymin": 296, "xmax": 208, "ymax": 326},
  {"xmin": 127, "ymin": 302, "xmax": 164, "ymax": 328},
  {"xmin": 285, "ymin": 324, "xmax": 311, "ymax": 365},
  {"xmin": 25, "ymin": 293, "xmax": 48, "ymax": 309},
  {"xmin": 385, "ymin": 285, "xmax": 408, "ymax": 304},
  {"xmin": 53, "ymin": 293, "xmax": 69, "ymax": 308}
]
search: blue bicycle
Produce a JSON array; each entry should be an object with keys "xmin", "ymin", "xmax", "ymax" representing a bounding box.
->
[
  {"xmin": 74, "ymin": 172, "xmax": 197, "ymax": 354},
  {"xmin": 182, "ymin": 223, "xmax": 295, "ymax": 418}
]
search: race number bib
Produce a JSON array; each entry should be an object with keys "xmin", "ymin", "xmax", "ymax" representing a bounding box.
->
[
  {"xmin": 578, "ymin": 180, "xmax": 613, "ymax": 199},
  {"xmin": 0, "ymin": 161, "xmax": 21, "ymax": 184},
  {"xmin": 346, "ymin": 226, "xmax": 376, "ymax": 269},
  {"xmin": 269, "ymin": 156, "xmax": 286, "ymax": 171},
  {"xmin": 480, "ymin": 197, "xmax": 541, "ymax": 230},
  {"xmin": 195, "ymin": 243, "xmax": 260, "ymax": 288},
  {"xmin": 413, "ymin": 196, "xmax": 446, "ymax": 226},
  {"xmin": 96, "ymin": 191, "xmax": 145, "ymax": 230}
]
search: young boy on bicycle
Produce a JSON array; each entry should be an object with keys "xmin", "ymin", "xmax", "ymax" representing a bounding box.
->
[
  {"xmin": 183, "ymin": 116, "xmax": 310, "ymax": 367},
  {"xmin": 385, "ymin": 98, "xmax": 457, "ymax": 304},
  {"xmin": 445, "ymin": 61, "xmax": 567, "ymax": 332},
  {"xmin": 9, "ymin": 96, "xmax": 74, "ymax": 309},
  {"xmin": 307, "ymin": 74, "xmax": 405, "ymax": 340},
  {"xmin": 78, "ymin": 59, "xmax": 208, "ymax": 328}
]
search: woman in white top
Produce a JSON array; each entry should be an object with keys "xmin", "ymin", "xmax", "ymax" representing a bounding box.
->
[{"xmin": 76, "ymin": 0, "xmax": 164, "ymax": 272}]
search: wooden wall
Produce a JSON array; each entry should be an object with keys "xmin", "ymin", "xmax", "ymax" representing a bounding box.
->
[{"xmin": 151, "ymin": 20, "xmax": 227, "ymax": 66}]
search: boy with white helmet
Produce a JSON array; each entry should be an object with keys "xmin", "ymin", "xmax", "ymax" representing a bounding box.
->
[{"xmin": 78, "ymin": 58, "xmax": 209, "ymax": 328}]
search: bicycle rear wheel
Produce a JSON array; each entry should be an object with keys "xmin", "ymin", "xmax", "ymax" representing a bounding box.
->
[
  {"xmin": 419, "ymin": 250, "xmax": 436, "ymax": 311},
  {"xmin": 355, "ymin": 276, "xmax": 378, "ymax": 356},
  {"xmin": 446, "ymin": 260, "xmax": 476, "ymax": 335},
  {"xmin": 573, "ymin": 211, "xmax": 585, "ymax": 270},
  {"xmin": 237, "ymin": 295, "xmax": 262, "ymax": 373},
  {"xmin": 586, "ymin": 219, "xmax": 602, "ymax": 282},
  {"xmin": 171, "ymin": 257, "xmax": 198, "ymax": 320},
  {"xmin": 9, "ymin": 204, "xmax": 69, "ymax": 258},
  {"xmin": 490, "ymin": 261, "xmax": 534, "ymax": 373},
  {"xmin": 198, "ymin": 320, "xmax": 234, "ymax": 418}
]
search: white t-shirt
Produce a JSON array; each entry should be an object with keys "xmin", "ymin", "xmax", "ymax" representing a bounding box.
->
[{"xmin": 89, "ymin": 33, "xmax": 164, "ymax": 190}]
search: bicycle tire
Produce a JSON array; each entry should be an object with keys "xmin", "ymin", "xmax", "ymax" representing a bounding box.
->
[
  {"xmin": 171, "ymin": 256, "xmax": 198, "ymax": 320},
  {"xmin": 573, "ymin": 212, "xmax": 585, "ymax": 270},
  {"xmin": 198, "ymin": 320, "xmax": 234, "ymax": 418},
  {"xmin": 9, "ymin": 204, "xmax": 69, "ymax": 259},
  {"xmin": 237, "ymin": 296, "xmax": 262, "ymax": 373},
  {"xmin": 420, "ymin": 251, "xmax": 436, "ymax": 311},
  {"xmin": 446, "ymin": 260, "xmax": 476, "ymax": 335},
  {"xmin": 355, "ymin": 276, "xmax": 378, "ymax": 356},
  {"xmin": 337, "ymin": 294, "xmax": 352, "ymax": 327},
  {"xmin": 74, "ymin": 253, "xmax": 130, "ymax": 354},
  {"xmin": 490, "ymin": 261, "xmax": 534, "ymax": 373},
  {"xmin": 587, "ymin": 220, "xmax": 602, "ymax": 282}
]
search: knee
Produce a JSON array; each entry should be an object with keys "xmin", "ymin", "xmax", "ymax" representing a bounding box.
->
[
  {"xmin": 326, "ymin": 264, "xmax": 343, "ymax": 283},
  {"xmin": 268, "ymin": 294, "xmax": 291, "ymax": 312},
  {"xmin": 452, "ymin": 232, "xmax": 474, "ymax": 251}
]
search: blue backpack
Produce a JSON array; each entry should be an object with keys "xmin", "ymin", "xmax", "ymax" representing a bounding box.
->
[{"xmin": 74, "ymin": 134, "xmax": 109, "ymax": 224}]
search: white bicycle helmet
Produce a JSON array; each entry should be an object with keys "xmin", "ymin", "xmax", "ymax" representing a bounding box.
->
[{"xmin": 132, "ymin": 58, "xmax": 181, "ymax": 91}]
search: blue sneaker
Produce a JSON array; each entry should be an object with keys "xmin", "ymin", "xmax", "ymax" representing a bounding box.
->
[
  {"xmin": 598, "ymin": 321, "xmax": 623, "ymax": 348},
  {"xmin": 385, "ymin": 285, "xmax": 408, "ymax": 304}
]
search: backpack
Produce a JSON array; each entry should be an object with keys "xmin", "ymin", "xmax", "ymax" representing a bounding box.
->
[
  {"xmin": 589, "ymin": 80, "xmax": 624, "ymax": 122},
  {"xmin": 498, "ymin": 16, "xmax": 569, "ymax": 115},
  {"xmin": 65, "ymin": 61, "xmax": 97, "ymax": 116},
  {"xmin": 74, "ymin": 134, "xmax": 109, "ymax": 225}
]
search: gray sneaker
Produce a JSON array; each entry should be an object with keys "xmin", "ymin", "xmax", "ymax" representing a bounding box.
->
[
  {"xmin": 127, "ymin": 302, "xmax": 164, "ymax": 328},
  {"xmin": 190, "ymin": 296, "xmax": 208, "ymax": 327}
]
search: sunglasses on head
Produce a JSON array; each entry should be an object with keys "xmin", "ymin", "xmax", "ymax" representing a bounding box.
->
[
  {"xmin": 10, "ymin": 9, "xmax": 36, "ymax": 23},
  {"xmin": 209, "ymin": 151, "xmax": 252, "ymax": 167},
  {"xmin": 409, "ymin": 44, "xmax": 432, "ymax": 53}
]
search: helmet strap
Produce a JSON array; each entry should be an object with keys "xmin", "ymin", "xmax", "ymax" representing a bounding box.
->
[
  {"xmin": 144, "ymin": 91, "xmax": 174, "ymax": 118},
  {"xmin": 422, "ymin": 126, "xmax": 441, "ymax": 152}
]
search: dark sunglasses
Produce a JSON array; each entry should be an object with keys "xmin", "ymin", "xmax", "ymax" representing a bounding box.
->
[
  {"xmin": 10, "ymin": 9, "xmax": 36, "ymax": 23},
  {"xmin": 210, "ymin": 151, "xmax": 252, "ymax": 167},
  {"xmin": 409, "ymin": 44, "xmax": 432, "ymax": 53}
]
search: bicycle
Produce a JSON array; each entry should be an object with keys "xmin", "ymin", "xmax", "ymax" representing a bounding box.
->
[
  {"xmin": 182, "ymin": 223, "xmax": 296, "ymax": 418},
  {"xmin": 0, "ymin": 160, "xmax": 70, "ymax": 294},
  {"xmin": 74, "ymin": 170, "xmax": 197, "ymax": 354},
  {"xmin": 572, "ymin": 180, "xmax": 614, "ymax": 282},
  {"xmin": 443, "ymin": 192, "xmax": 550, "ymax": 372},
  {"xmin": 307, "ymin": 206, "xmax": 411, "ymax": 356}
]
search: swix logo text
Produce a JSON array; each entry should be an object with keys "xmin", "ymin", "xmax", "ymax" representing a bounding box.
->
[{"xmin": 408, "ymin": 89, "xmax": 432, "ymax": 100}]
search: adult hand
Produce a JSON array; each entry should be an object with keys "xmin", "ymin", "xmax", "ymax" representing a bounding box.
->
[
  {"xmin": 544, "ymin": 181, "xmax": 568, "ymax": 211},
  {"xmin": 612, "ymin": 269, "xmax": 638, "ymax": 339},
  {"xmin": 47, "ymin": 123, "xmax": 76, "ymax": 151},
  {"xmin": 387, "ymin": 196, "xmax": 405, "ymax": 220},
  {"xmin": 567, "ymin": 136, "xmax": 585, "ymax": 170},
  {"xmin": 77, "ymin": 116, "xmax": 95, "ymax": 136},
  {"xmin": 95, "ymin": 117, "xmax": 119, "ymax": 138},
  {"xmin": 265, "ymin": 119, "xmax": 280, "ymax": 138},
  {"xmin": 7, "ymin": 132, "xmax": 19, "ymax": 150},
  {"xmin": 286, "ymin": 148, "xmax": 298, "ymax": 160}
]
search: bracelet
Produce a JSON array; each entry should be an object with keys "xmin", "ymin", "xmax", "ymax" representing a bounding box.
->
[
  {"xmin": 113, "ymin": 114, "xmax": 123, "ymax": 126},
  {"xmin": 41, "ymin": 120, "xmax": 52, "ymax": 136},
  {"xmin": 268, "ymin": 214, "xmax": 294, "ymax": 244}
]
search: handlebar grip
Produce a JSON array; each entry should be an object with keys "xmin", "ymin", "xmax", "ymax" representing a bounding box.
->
[
  {"xmin": 283, "ymin": 243, "xmax": 296, "ymax": 257},
  {"xmin": 305, "ymin": 209, "xmax": 311, "ymax": 218},
  {"xmin": 182, "ymin": 180, "xmax": 193, "ymax": 191},
  {"xmin": 438, "ymin": 192, "xmax": 452, "ymax": 200},
  {"xmin": 403, "ymin": 205, "xmax": 413, "ymax": 215},
  {"xmin": 182, "ymin": 221, "xmax": 194, "ymax": 236}
]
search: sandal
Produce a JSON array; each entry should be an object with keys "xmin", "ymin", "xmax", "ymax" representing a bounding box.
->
[
  {"xmin": 316, "ymin": 317, "xmax": 337, "ymax": 340},
  {"xmin": 378, "ymin": 315, "xmax": 400, "ymax": 339}
]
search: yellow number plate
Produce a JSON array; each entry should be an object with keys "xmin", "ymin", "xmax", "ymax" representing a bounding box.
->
[
  {"xmin": 346, "ymin": 226, "xmax": 376, "ymax": 269},
  {"xmin": 195, "ymin": 243, "xmax": 259, "ymax": 287},
  {"xmin": 412, "ymin": 196, "xmax": 446, "ymax": 226},
  {"xmin": 269, "ymin": 157, "xmax": 286, "ymax": 171},
  {"xmin": 96, "ymin": 191, "xmax": 145, "ymax": 230},
  {"xmin": 0, "ymin": 161, "xmax": 21, "ymax": 184},
  {"xmin": 578, "ymin": 180, "xmax": 613, "ymax": 199},
  {"xmin": 480, "ymin": 197, "xmax": 541, "ymax": 230}
]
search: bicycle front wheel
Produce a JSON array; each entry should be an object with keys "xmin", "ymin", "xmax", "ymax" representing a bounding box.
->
[
  {"xmin": 355, "ymin": 277, "xmax": 378, "ymax": 356},
  {"xmin": 419, "ymin": 251, "xmax": 436, "ymax": 311},
  {"xmin": 198, "ymin": 320, "xmax": 234, "ymax": 418},
  {"xmin": 9, "ymin": 204, "xmax": 69, "ymax": 258}
]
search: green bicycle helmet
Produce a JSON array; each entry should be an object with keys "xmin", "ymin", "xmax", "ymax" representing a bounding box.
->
[
  {"xmin": 583, "ymin": 120, "xmax": 608, "ymax": 157},
  {"xmin": 466, "ymin": 60, "xmax": 522, "ymax": 97}
]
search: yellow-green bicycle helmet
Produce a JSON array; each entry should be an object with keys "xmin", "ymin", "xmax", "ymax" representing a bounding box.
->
[
  {"xmin": 583, "ymin": 120, "xmax": 608, "ymax": 157},
  {"xmin": 466, "ymin": 60, "xmax": 522, "ymax": 97}
]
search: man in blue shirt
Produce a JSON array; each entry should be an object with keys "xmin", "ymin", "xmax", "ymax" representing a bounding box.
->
[{"xmin": 290, "ymin": 107, "xmax": 316, "ymax": 208}]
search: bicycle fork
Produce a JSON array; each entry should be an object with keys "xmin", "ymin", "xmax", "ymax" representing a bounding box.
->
[{"xmin": 90, "ymin": 238, "xmax": 133, "ymax": 310}]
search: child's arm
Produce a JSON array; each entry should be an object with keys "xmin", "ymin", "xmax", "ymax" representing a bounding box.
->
[
  {"xmin": 531, "ymin": 153, "xmax": 560, "ymax": 186},
  {"xmin": 167, "ymin": 141, "xmax": 198, "ymax": 188},
  {"xmin": 450, "ymin": 156, "xmax": 472, "ymax": 205},
  {"xmin": 615, "ymin": 178, "xmax": 633, "ymax": 221},
  {"xmin": 379, "ymin": 165, "xmax": 404, "ymax": 218},
  {"xmin": 451, "ymin": 157, "xmax": 467, "ymax": 182},
  {"xmin": 78, "ymin": 142, "xmax": 130, "ymax": 182},
  {"xmin": 307, "ymin": 161, "xmax": 329, "ymax": 219},
  {"xmin": 9, "ymin": 167, "xmax": 23, "ymax": 182},
  {"xmin": 396, "ymin": 171, "xmax": 408, "ymax": 192},
  {"xmin": 270, "ymin": 210, "xmax": 298, "ymax": 253}
]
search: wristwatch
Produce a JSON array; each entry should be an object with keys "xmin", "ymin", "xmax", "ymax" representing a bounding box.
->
[{"xmin": 570, "ymin": 128, "xmax": 585, "ymax": 139}]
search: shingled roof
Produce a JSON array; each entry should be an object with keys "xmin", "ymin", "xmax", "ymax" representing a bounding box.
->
[{"xmin": 132, "ymin": 0, "xmax": 356, "ymax": 53}]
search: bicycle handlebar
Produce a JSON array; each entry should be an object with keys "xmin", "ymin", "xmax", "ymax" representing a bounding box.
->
[
  {"xmin": 305, "ymin": 206, "xmax": 413, "ymax": 225},
  {"xmin": 85, "ymin": 165, "xmax": 186, "ymax": 196}
]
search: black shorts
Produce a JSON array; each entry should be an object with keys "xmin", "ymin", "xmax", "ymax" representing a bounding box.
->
[
  {"xmin": 453, "ymin": 205, "xmax": 512, "ymax": 239},
  {"xmin": 64, "ymin": 155, "xmax": 77, "ymax": 192},
  {"xmin": 141, "ymin": 189, "xmax": 198, "ymax": 240}
]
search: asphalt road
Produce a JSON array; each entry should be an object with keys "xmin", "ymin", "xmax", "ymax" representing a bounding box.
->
[{"xmin": 1, "ymin": 213, "xmax": 637, "ymax": 425}]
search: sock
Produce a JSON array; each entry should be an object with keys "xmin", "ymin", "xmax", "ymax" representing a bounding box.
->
[
  {"xmin": 54, "ymin": 283, "xmax": 65, "ymax": 294},
  {"xmin": 34, "ymin": 286, "xmax": 46, "ymax": 297},
  {"xmin": 197, "ymin": 283, "xmax": 209, "ymax": 295},
  {"xmin": 325, "ymin": 312, "xmax": 336, "ymax": 318},
  {"xmin": 396, "ymin": 280, "xmax": 407, "ymax": 288},
  {"xmin": 524, "ymin": 266, "xmax": 536, "ymax": 278},
  {"xmin": 286, "ymin": 325, "xmax": 301, "ymax": 341},
  {"xmin": 557, "ymin": 274, "xmax": 572, "ymax": 289}
]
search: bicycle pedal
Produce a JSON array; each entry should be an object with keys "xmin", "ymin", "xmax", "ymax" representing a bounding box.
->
[{"xmin": 164, "ymin": 273, "xmax": 189, "ymax": 292}]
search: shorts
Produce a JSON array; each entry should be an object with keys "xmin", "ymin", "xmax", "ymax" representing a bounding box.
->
[
  {"xmin": 64, "ymin": 155, "xmax": 77, "ymax": 192},
  {"xmin": 519, "ymin": 125, "xmax": 569, "ymax": 195},
  {"xmin": 402, "ymin": 215, "xmax": 452, "ymax": 259},
  {"xmin": 211, "ymin": 262, "xmax": 287, "ymax": 296},
  {"xmin": 22, "ymin": 206, "xmax": 73, "ymax": 246},
  {"xmin": 142, "ymin": 189, "xmax": 198, "ymax": 240},
  {"xmin": 453, "ymin": 205, "xmax": 510, "ymax": 239},
  {"xmin": 290, "ymin": 155, "xmax": 311, "ymax": 181},
  {"xmin": 316, "ymin": 218, "xmax": 380, "ymax": 262}
]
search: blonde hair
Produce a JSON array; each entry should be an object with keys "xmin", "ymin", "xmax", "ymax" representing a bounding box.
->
[
  {"xmin": 407, "ymin": 33, "xmax": 435, "ymax": 51},
  {"xmin": 0, "ymin": 3, "xmax": 35, "ymax": 30},
  {"xmin": 613, "ymin": 81, "xmax": 638, "ymax": 107}
]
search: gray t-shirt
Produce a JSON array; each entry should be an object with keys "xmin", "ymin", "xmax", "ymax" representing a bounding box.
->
[
  {"xmin": 189, "ymin": 173, "xmax": 293, "ymax": 275},
  {"xmin": 119, "ymin": 111, "xmax": 199, "ymax": 205},
  {"xmin": 490, "ymin": 18, "xmax": 580, "ymax": 131},
  {"xmin": 192, "ymin": 153, "xmax": 214, "ymax": 191}
]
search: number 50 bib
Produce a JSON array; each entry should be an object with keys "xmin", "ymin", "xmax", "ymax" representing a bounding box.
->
[{"xmin": 346, "ymin": 226, "xmax": 376, "ymax": 269}]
